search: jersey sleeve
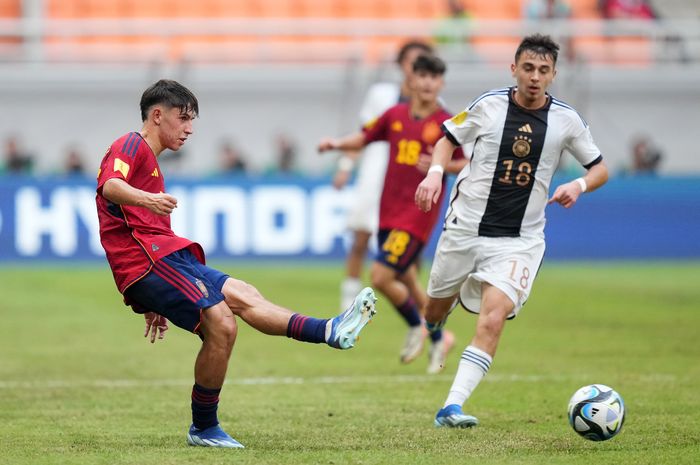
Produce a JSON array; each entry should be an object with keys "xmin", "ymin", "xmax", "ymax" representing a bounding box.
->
[
  {"xmin": 441, "ymin": 101, "xmax": 484, "ymax": 147},
  {"xmin": 565, "ymin": 122, "xmax": 602, "ymax": 168},
  {"xmin": 96, "ymin": 137, "xmax": 141, "ymax": 193},
  {"xmin": 362, "ymin": 107, "xmax": 391, "ymax": 144}
]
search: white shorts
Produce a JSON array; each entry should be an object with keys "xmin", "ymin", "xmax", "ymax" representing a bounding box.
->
[
  {"xmin": 427, "ymin": 231, "xmax": 545, "ymax": 319},
  {"xmin": 345, "ymin": 143, "xmax": 388, "ymax": 232}
]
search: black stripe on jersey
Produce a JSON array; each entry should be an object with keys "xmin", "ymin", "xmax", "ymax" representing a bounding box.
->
[
  {"xmin": 584, "ymin": 155, "xmax": 603, "ymax": 169},
  {"xmin": 441, "ymin": 124, "xmax": 461, "ymax": 147},
  {"xmin": 478, "ymin": 91, "xmax": 551, "ymax": 237}
]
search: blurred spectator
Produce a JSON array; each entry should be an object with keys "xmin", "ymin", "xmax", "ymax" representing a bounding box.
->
[
  {"xmin": 219, "ymin": 140, "xmax": 248, "ymax": 174},
  {"xmin": 2, "ymin": 136, "xmax": 34, "ymax": 174},
  {"xmin": 266, "ymin": 133, "xmax": 301, "ymax": 176},
  {"xmin": 63, "ymin": 146, "xmax": 86, "ymax": 175},
  {"xmin": 523, "ymin": 1, "xmax": 574, "ymax": 61},
  {"xmin": 524, "ymin": 0, "xmax": 572, "ymax": 20},
  {"xmin": 598, "ymin": 0, "xmax": 657, "ymax": 19},
  {"xmin": 630, "ymin": 136, "xmax": 663, "ymax": 174},
  {"xmin": 433, "ymin": 0, "xmax": 474, "ymax": 53}
]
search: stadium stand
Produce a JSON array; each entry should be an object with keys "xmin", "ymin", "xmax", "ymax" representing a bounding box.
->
[{"xmin": 0, "ymin": 0, "xmax": 698, "ymax": 175}]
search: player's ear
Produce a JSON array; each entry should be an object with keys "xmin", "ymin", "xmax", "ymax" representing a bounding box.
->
[
  {"xmin": 151, "ymin": 107, "xmax": 162, "ymax": 125},
  {"xmin": 510, "ymin": 62, "xmax": 516, "ymax": 77}
]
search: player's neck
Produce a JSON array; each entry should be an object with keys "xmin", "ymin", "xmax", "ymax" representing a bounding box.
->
[
  {"xmin": 410, "ymin": 99, "xmax": 439, "ymax": 119},
  {"xmin": 513, "ymin": 88, "xmax": 548, "ymax": 110},
  {"xmin": 139, "ymin": 127, "xmax": 164, "ymax": 157}
]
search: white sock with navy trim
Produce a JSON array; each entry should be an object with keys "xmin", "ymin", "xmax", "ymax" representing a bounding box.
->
[{"xmin": 444, "ymin": 345, "xmax": 493, "ymax": 408}]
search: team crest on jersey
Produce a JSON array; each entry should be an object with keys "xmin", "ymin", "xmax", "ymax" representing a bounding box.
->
[
  {"xmin": 195, "ymin": 279, "xmax": 209, "ymax": 298},
  {"xmin": 450, "ymin": 111, "xmax": 467, "ymax": 125},
  {"xmin": 512, "ymin": 135, "xmax": 532, "ymax": 158},
  {"xmin": 391, "ymin": 120, "xmax": 403, "ymax": 132},
  {"xmin": 422, "ymin": 121, "xmax": 442, "ymax": 143}
]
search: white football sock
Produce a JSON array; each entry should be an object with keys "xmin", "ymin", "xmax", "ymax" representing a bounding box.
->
[
  {"xmin": 340, "ymin": 277, "xmax": 362, "ymax": 311},
  {"xmin": 444, "ymin": 345, "xmax": 493, "ymax": 408}
]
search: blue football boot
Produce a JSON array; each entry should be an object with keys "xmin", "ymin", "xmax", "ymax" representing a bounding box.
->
[
  {"xmin": 434, "ymin": 404, "xmax": 479, "ymax": 428},
  {"xmin": 187, "ymin": 424, "xmax": 244, "ymax": 448},
  {"xmin": 328, "ymin": 287, "xmax": 377, "ymax": 349}
]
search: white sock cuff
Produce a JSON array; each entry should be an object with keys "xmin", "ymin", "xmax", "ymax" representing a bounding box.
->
[
  {"xmin": 466, "ymin": 345, "xmax": 493, "ymax": 363},
  {"xmin": 462, "ymin": 345, "xmax": 493, "ymax": 374}
]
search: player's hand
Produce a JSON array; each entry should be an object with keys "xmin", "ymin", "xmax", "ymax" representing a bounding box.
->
[
  {"xmin": 332, "ymin": 169, "xmax": 351, "ymax": 190},
  {"xmin": 415, "ymin": 154, "xmax": 432, "ymax": 174},
  {"xmin": 548, "ymin": 180, "xmax": 583, "ymax": 209},
  {"xmin": 317, "ymin": 138, "xmax": 338, "ymax": 153},
  {"xmin": 415, "ymin": 172, "xmax": 443, "ymax": 212},
  {"xmin": 143, "ymin": 192, "xmax": 178, "ymax": 216},
  {"xmin": 144, "ymin": 312, "xmax": 169, "ymax": 343}
]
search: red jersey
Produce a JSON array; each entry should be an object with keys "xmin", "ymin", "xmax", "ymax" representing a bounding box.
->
[
  {"xmin": 96, "ymin": 132, "xmax": 204, "ymax": 294},
  {"xmin": 363, "ymin": 103, "xmax": 464, "ymax": 242}
]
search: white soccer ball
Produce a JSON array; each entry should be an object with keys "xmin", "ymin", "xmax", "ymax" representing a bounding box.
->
[{"xmin": 567, "ymin": 384, "xmax": 625, "ymax": 441}]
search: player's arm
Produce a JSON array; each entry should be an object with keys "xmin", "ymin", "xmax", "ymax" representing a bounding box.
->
[
  {"xmin": 415, "ymin": 136, "xmax": 459, "ymax": 212},
  {"xmin": 331, "ymin": 149, "xmax": 362, "ymax": 190},
  {"xmin": 317, "ymin": 132, "xmax": 367, "ymax": 154},
  {"xmin": 102, "ymin": 178, "xmax": 178, "ymax": 216},
  {"xmin": 548, "ymin": 160, "xmax": 609, "ymax": 209}
]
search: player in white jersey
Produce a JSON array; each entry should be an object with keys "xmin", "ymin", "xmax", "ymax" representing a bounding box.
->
[
  {"xmin": 335, "ymin": 40, "xmax": 432, "ymax": 311},
  {"xmin": 414, "ymin": 34, "xmax": 609, "ymax": 428}
]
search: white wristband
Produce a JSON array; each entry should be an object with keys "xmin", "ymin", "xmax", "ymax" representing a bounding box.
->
[
  {"xmin": 428, "ymin": 165, "xmax": 444, "ymax": 176},
  {"xmin": 337, "ymin": 156, "xmax": 354, "ymax": 172},
  {"xmin": 575, "ymin": 177, "xmax": 587, "ymax": 193}
]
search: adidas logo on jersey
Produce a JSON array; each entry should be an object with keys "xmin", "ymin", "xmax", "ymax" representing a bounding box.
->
[
  {"xmin": 151, "ymin": 168, "xmax": 159, "ymax": 177},
  {"xmin": 518, "ymin": 124, "xmax": 533, "ymax": 133}
]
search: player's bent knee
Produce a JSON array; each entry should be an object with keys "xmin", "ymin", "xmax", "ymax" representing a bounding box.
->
[
  {"xmin": 201, "ymin": 303, "xmax": 238, "ymax": 346},
  {"xmin": 479, "ymin": 310, "xmax": 508, "ymax": 336}
]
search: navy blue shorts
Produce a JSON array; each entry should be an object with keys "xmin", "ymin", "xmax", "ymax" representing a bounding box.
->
[
  {"xmin": 124, "ymin": 249, "xmax": 229, "ymax": 334},
  {"xmin": 375, "ymin": 228, "xmax": 425, "ymax": 273}
]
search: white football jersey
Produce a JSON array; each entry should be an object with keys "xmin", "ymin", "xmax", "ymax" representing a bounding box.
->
[{"xmin": 442, "ymin": 87, "xmax": 602, "ymax": 239}]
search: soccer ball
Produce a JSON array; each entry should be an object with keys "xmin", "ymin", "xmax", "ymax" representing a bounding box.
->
[{"xmin": 567, "ymin": 384, "xmax": 625, "ymax": 441}]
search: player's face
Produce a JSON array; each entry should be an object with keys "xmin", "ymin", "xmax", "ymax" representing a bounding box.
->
[
  {"xmin": 511, "ymin": 51, "xmax": 556, "ymax": 108},
  {"xmin": 158, "ymin": 106, "xmax": 195, "ymax": 151},
  {"xmin": 412, "ymin": 70, "xmax": 444, "ymax": 104}
]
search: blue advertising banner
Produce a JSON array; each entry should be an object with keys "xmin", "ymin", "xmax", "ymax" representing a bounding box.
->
[{"xmin": 0, "ymin": 175, "xmax": 698, "ymax": 262}]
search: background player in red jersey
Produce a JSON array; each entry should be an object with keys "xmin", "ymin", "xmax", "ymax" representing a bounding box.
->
[
  {"xmin": 95, "ymin": 79, "xmax": 377, "ymax": 449},
  {"xmin": 318, "ymin": 55, "xmax": 467, "ymax": 374}
]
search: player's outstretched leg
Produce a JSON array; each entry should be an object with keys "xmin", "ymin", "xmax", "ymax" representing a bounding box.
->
[
  {"xmin": 327, "ymin": 287, "xmax": 377, "ymax": 349},
  {"xmin": 187, "ymin": 424, "xmax": 245, "ymax": 448},
  {"xmin": 434, "ymin": 404, "xmax": 478, "ymax": 428}
]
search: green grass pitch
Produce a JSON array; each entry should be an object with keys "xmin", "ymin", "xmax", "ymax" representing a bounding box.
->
[{"xmin": 1, "ymin": 261, "xmax": 699, "ymax": 464}]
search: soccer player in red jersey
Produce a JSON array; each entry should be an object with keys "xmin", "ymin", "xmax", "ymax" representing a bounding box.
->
[
  {"xmin": 96, "ymin": 79, "xmax": 377, "ymax": 448},
  {"xmin": 318, "ymin": 55, "xmax": 468, "ymax": 374}
]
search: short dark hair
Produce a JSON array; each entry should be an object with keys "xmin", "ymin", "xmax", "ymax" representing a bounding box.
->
[
  {"xmin": 412, "ymin": 54, "xmax": 447, "ymax": 75},
  {"xmin": 139, "ymin": 79, "xmax": 199, "ymax": 122},
  {"xmin": 396, "ymin": 40, "xmax": 434, "ymax": 64},
  {"xmin": 515, "ymin": 34, "xmax": 560, "ymax": 66}
]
